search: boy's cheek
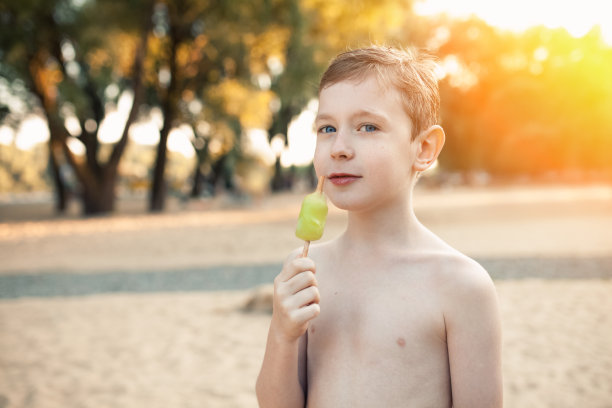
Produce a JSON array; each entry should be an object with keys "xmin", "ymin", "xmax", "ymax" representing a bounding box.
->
[{"xmin": 312, "ymin": 146, "xmax": 325, "ymax": 175}]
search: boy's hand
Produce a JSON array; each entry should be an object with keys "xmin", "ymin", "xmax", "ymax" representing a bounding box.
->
[{"xmin": 272, "ymin": 255, "xmax": 320, "ymax": 343}]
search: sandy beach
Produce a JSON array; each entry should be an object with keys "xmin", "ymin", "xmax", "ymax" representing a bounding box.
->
[{"xmin": 1, "ymin": 184, "xmax": 612, "ymax": 407}]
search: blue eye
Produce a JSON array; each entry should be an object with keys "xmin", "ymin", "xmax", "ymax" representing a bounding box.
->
[
  {"xmin": 319, "ymin": 125, "xmax": 336, "ymax": 133},
  {"xmin": 359, "ymin": 124, "xmax": 378, "ymax": 132}
]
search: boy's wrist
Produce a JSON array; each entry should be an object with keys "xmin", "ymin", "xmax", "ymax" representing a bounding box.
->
[{"xmin": 269, "ymin": 318, "xmax": 303, "ymax": 345}]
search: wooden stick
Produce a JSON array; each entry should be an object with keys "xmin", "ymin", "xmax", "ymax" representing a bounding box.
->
[
  {"xmin": 316, "ymin": 175, "xmax": 325, "ymax": 194},
  {"xmin": 301, "ymin": 240, "xmax": 311, "ymax": 258}
]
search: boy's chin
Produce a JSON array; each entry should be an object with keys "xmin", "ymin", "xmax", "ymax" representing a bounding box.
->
[
  {"xmin": 328, "ymin": 196, "xmax": 377, "ymax": 213},
  {"xmin": 329, "ymin": 188, "xmax": 410, "ymax": 213}
]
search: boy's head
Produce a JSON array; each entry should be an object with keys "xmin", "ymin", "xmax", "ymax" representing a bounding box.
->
[
  {"xmin": 314, "ymin": 46, "xmax": 445, "ymax": 209},
  {"xmin": 319, "ymin": 45, "xmax": 440, "ymax": 139}
]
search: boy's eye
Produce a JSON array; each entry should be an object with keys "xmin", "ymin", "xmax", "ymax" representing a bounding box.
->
[
  {"xmin": 319, "ymin": 125, "xmax": 336, "ymax": 133},
  {"xmin": 359, "ymin": 124, "xmax": 378, "ymax": 132}
]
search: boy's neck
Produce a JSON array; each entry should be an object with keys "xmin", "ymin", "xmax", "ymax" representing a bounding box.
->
[{"xmin": 339, "ymin": 191, "xmax": 424, "ymax": 255}]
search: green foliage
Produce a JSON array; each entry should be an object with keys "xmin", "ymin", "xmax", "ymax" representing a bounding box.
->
[{"xmin": 435, "ymin": 17, "xmax": 612, "ymax": 177}]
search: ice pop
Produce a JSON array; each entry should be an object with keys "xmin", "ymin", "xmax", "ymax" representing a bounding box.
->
[{"xmin": 296, "ymin": 176, "xmax": 328, "ymax": 257}]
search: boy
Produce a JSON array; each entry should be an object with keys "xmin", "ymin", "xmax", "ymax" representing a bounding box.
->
[{"xmin": 256, "ymin": 46, "xmax": 503, "ymax": 407}]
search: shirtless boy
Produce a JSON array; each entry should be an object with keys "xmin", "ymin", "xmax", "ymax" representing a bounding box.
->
[{"xmin": 256, "ymin": 46, "xmax": 503, "ymax": 408}]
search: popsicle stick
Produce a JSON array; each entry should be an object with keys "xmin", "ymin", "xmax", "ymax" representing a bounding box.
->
[
  {"xmin": 316, "ymin": 175, "xmax": 325, "ymax": 194},
  {"xmin": 300, "ymin": 176, "xmax": 325, "ymax": 258}
]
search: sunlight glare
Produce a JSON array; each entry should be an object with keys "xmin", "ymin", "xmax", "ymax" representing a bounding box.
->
[
  {"xmin": 117, "ymin": 90, "xmax": 134, "ymax": 112},
  {"xmin": 245, "ymin": 128, "xmax": 276, "ymax": 166},
  {"xmin": 0, "ymin": 126, "xmax": 15, "ymax": 146},
  {"xmin": 168, "ymin": 124, "xmax": 195, "ymax": 158},
  {"xmin": 97, "ymin": 110, "xmax": 126, "ymax": 144},
  {"xmin": 129, "ymin": 121, "xmax": 160, "ymax": 146},
  {"xmin": 282, "ymin": 99, "xmax": 318, "ymax": 167},
  {"xmin": 64, "ymin": 116, "xmax": 82, "ymax": 136},
  {"xmin": 66, "ymin": 137, "xmax": 85, "ymax": 155},
  {"xmin": 97, "ymin": 90, "xmax": 136, "ymax": 144},
  {"xmin": 415, "ymin": 0, "xmax": 612, "ymax": 44},
  {"xmin": 15, "ymin": 116, "xmax": 49, "ymax": 150}
]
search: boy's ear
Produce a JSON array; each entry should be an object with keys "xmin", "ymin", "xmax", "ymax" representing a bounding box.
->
[{"xmin": 412, "ymin": 125, "xmax": 445, "ymax": 172}]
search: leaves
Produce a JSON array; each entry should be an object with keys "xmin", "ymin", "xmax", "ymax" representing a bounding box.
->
[{"xmin": 436, "ymin": 18, "xmax": 612, "ymax": 176}]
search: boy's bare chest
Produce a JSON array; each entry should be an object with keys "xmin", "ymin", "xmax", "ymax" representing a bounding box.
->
[{"xmin": 305, "ymin": 266, "xmax": 451, "ymax": 407}]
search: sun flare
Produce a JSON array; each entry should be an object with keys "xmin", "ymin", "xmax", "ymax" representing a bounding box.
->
[{"xmin": 415, "ymin": 0, "xmax": 612, "ymax": 44}]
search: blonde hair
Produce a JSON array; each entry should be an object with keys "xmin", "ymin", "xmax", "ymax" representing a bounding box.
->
[{"xmin": 319, "ymin": 45, "xmax": 440, "ymax": 138}]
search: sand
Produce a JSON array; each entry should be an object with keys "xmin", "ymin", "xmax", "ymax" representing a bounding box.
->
[
  {"xmin": 1, "ymin": 184, "xmax": 612, "ymax": 407},
  {"xmin": 0, "ymin": 292, "xmax": 268, "ymax": 408}
]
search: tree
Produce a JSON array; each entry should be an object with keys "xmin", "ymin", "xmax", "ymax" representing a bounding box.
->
[
  {"xmin": 147, "ymin": 0, "xmax": 287, "ymax": 208},
  {"xmin": 0, "ymin": 0, "xmax": 153, "ymax": 214}
]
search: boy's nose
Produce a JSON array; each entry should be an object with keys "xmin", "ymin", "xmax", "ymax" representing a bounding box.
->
[{"xmin": 330, "ymin": 129, "xmax": 354, "ymax": 160}]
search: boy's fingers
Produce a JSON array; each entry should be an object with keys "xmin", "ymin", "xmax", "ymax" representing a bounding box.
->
[
  {"xmin": 293, "ymin": 286, "xmax": 320, "ymax": 308},
  {"xmin": 276, "ymin": 257, "xmax": 316, "ymax": 283},
  {"xmin": 281, "ymin": 286, "xmax": 319, "ymax": 316},
  {"xmin": 291, "ymin": 303, "xmax": 321, "ymax": 325},
  {"xmin": 284, "ymin": 271, "xmax": 317, "ymax": 295}
]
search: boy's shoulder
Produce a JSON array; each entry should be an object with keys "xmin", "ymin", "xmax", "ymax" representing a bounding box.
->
[
  {"xmin": 422, "ymin": 239, "xmax": 498, "ymax": 321},
  {"xmin": 412, "ymin": 230, "xmax": 495, "ymax": 299},
  {"xmin": 420, "ymin": 225, "xmax": 488, "ymax": 272},
  {"xmin": 430, "ymin": 241, "xmax": 487, "ymax": 276},
  {"xmin": 436, "ymin": 250, "xmax": 492, "ymax": 292}
]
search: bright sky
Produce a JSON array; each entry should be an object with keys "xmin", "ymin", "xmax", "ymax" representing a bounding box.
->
[{"xmin": 415, "ymin": 0, "xmax": 612, "ymax": 44}]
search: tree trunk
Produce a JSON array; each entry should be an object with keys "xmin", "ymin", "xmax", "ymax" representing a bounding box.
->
[
  {"xmin": 81, "ymin": 168, "xmax": 117, "ymax": 215},
  {"xmin": 271, "ymin": 157, "xmax": 284, "ymax": 191},
  {"xmin": 149, "ymin": 124, "xmax": 170, "ymax": 211},
  {"xmin": 190, "ymin": 158, "xmax": 205, "ymax": 198},
  {"xmin": 149, "ymin": 14, "xmax": 180, "ymax": 212},
  {"xmin": 48, "ymin": 141, "xmax": 69, "ymax": 213}
]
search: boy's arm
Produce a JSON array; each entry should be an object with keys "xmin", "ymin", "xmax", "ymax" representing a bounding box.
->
[
  {"xmin": 446, "ymin": 261, "xmax": 503, "ymax": 408},
  {"xmin": 256, "ymin": 330, "xmax": 307, "ymax": 407},
  {"xmin": 256, "ymin": 253, "xmax": 320, "ymax": 408}
]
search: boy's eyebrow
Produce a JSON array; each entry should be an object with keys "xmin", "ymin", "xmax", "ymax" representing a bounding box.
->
[
  {"xmin": 350, "ymin": 109, "xmax": 390, "ymax": 124},
  {"xmin": 314, "ymin": 113, "xmax": 334, "ymax": 123},
  {"xmin": 315, "ymin": 109, "xmax": 390, "ymax": 124}
]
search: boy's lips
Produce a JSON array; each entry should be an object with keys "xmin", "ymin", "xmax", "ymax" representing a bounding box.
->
[{"xmin": 328, "ymin": 173, "xmax": 362, "ymax": 186}]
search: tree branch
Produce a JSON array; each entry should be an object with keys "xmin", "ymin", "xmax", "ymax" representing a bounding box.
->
[
  {"xmin": 106, "ymin": 1, "xmax": 154, "ymax": 170},
  {"xmin": 46, "ymin": 20, "xmax": 103, "ymax": 178},
  {"xmin": 26, "ymin": 53, "xmax": 96, "ymax": 190}
]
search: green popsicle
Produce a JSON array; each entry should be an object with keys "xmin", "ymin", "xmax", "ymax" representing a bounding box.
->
[{"xmin": 296, "ymin": 176, "xmax": 327, "ymax": 256}]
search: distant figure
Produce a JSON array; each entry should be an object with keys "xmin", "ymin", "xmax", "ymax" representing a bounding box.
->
[{"xmin": 256, "ymin": 46, "xmax": 503, "ymax": 407}]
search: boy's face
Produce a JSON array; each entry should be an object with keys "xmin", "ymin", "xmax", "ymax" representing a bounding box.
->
[{"xmin": 314, "ymin": 74, "xmax": 418, "ymax": 212}]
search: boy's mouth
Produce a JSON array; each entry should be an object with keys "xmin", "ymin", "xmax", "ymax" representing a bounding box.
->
[{"xmin": 328, "ymin": 173, "xmax": 362, "ymax": 186}]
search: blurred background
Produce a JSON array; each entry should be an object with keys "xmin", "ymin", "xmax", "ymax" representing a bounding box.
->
[
  {"xmin": 1, "ymin": 0, "xmax": 611, "ymax": 212},
  {"xmin": 1, "ymin": 1, "xmax": 611, "ymax": 407}
]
